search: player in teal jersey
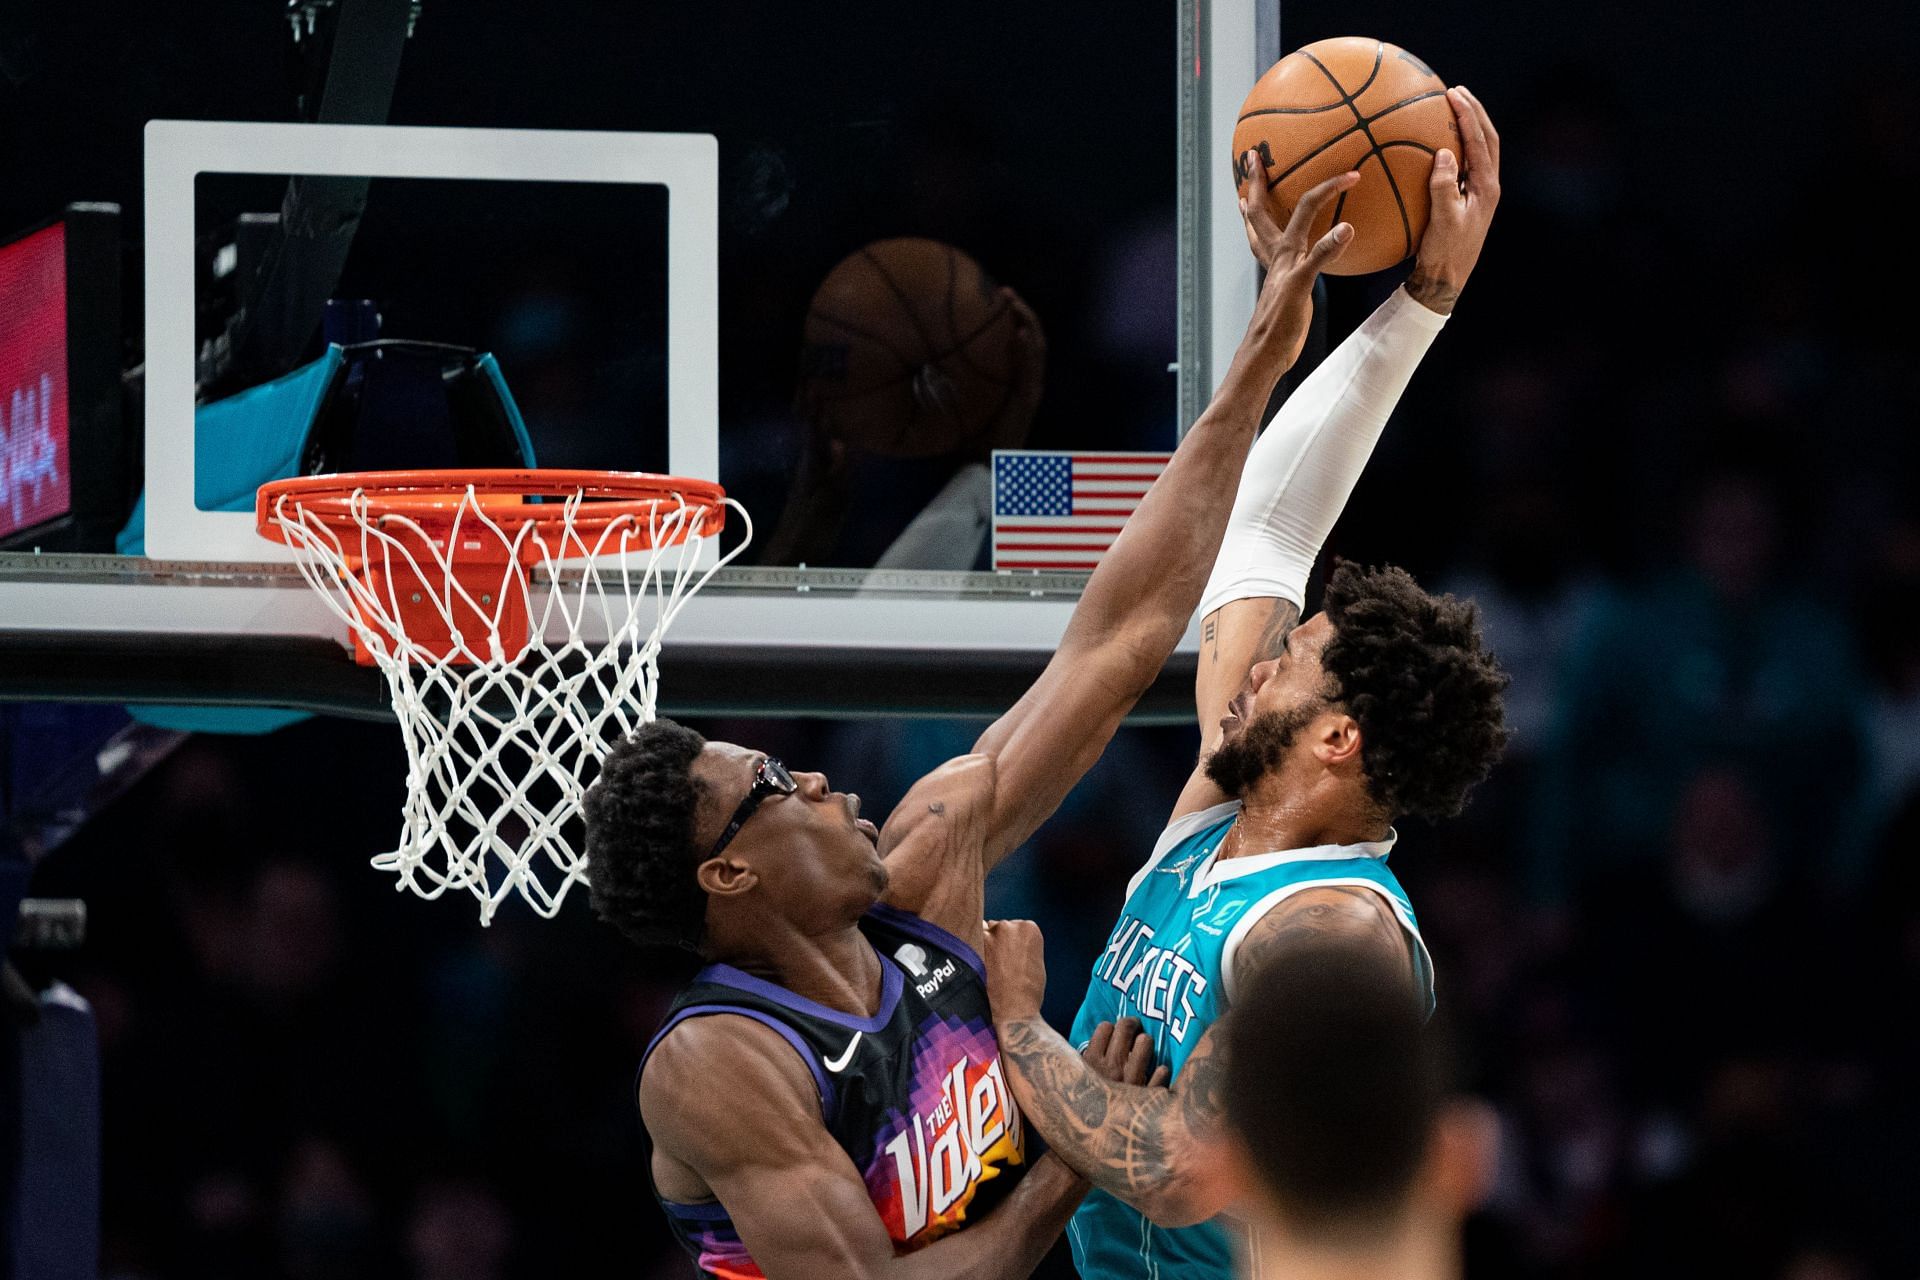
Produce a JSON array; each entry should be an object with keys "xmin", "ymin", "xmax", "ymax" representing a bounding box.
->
[{"xmin": 982, "ymin": 87, "xmax": 1510, "ymax": 1280}]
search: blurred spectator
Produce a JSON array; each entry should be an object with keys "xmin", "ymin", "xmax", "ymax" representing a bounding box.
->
[
  {"xmin": 406, "ymin": 1179, "xmax": 516, "ymax": 1280},
  {"xmin": 278, "ymin": 1138, "xmax": 377, "ymax": 1280},
  {"xmin": 1526, "ymin": 467, "xmax": 1870, "ymax": 903},
  {"xmin": 1852, "ymin": 516, "xmax": 1920, "ymax": 864},
  {"xmin": 1441, "ymin": 491, "xmax": 1598, "ymax": 754},
  {"xmin": 1586, "ymin": 765, "xmax": 1800, "ymax": 1097}
]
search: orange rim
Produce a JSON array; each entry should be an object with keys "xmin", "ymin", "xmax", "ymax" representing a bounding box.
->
[{"xmin": 256, "ymin": 469, "xmax": 727, "ymax": 549}]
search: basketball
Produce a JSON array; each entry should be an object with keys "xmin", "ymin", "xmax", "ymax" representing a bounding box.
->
[
  {"xmin": 1232, "ymin": 38, "xmax": 1459, "ymax": 276},
  {"xmin": 798, "ymin": 238, "xmax": 1019, "ymax": 458}
]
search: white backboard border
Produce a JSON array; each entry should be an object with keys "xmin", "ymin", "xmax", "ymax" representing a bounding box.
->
[
  {"xmin": 142, "ymin": 120, "xmax": 719, "ymax": 563},
  {"xmin": 128, "ymin": 0, "xmax": 1258, "ymax": 662}
]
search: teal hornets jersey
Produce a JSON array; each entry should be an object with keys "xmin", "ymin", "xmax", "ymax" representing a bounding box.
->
[{"xmin": 1065, "ymin": 801, "xmax": 1434, "ymax": 1280}]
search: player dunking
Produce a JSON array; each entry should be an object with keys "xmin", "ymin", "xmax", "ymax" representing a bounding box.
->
[
  {"xmin": 580, "ymin": 169, "xmax": 1362, "ymax": 1279},
  {"xmin": 979, "ymin": 86, "xmax": 1509, "ymax": 1280}
]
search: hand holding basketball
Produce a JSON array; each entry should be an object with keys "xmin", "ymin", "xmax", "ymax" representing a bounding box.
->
[
  {"xmin": 1406, "ymin": 87, "xmax": 1501, "ymax": 314},
  {"xmin": 1242, "ymin": 163, "xmax": 1358, "ymax": 367},
  {"xmin": 1240, "ymin": 157, "xmax": 1359, "ymax": 274}
]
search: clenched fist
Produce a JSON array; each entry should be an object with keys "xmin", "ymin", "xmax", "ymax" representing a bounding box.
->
[{"xmin": 983, "ymin": 919, "xmax": 1048, "ymax": 1022}]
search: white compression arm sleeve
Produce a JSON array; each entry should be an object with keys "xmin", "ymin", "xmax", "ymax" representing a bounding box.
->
[{"xmin": 1198, "ymin": 285, "xmax": 1449, "ymax": 618}]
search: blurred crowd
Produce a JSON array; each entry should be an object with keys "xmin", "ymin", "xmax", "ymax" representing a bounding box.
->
[{"xmin": 10, "ymin": 21, "xmax": 1920, "ymax": 1279}]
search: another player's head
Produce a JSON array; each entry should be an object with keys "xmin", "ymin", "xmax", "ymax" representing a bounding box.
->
[
  {"xmin": 583, "ymin": 720, "xmax": 886, "ymax": 955},
  {"xmin": 1206, "ymin": 562, "xmax": 1509, "ymax": 824},
  {"xmin": 1219, "ymin": 942, "xmax": 1494, "ymax": 1274}
]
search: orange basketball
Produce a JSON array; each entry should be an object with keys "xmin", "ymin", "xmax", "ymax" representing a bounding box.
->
[
  {"xmin": 798, "ymin": 238, "xmax": 1018, "ymax": 458},
  {"xmin": 1231, "ymin": 38, "xmax": 1459, "ymax": 276}
]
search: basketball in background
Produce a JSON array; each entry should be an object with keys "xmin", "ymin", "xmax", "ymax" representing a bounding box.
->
[
  {"xmin": 798, "ymin": 238, "xmax": 1019, "ymax": 458},
  {"xmin": 1231, "ymin": 38, "xmax": 1459, "ymax": 276}
]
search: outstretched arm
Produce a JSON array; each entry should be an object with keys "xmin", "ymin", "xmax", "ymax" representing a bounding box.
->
[
  {"xmin": 1175, "ymin": 85, "xmax": 1502, "ymax": 822},
  {"xmin": 962, "ymin": 169, "xmax": 1359, "ymax": 868},
  {"xmin": 983, "ymin": 894, "xmax": 1412, "ymax": 1226}
]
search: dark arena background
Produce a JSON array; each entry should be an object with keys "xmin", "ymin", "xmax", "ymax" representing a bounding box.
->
[{"xmin": 4, "ymin": 1, "xmax": 1919, "ymax": 1278}]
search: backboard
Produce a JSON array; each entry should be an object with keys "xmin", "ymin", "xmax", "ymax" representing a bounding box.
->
[{"xmin": 0, "ymin": 0, "xmax": 1271, "ymax": 721}]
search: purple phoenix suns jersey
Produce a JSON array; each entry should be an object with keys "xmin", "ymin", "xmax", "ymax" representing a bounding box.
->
[
  {"xmin": 640, "ymin": 905, "xmax": 1027, "ymax": 1278},
  {"xmin": 1067, "ymin": 800, "xmax": 1434, "ymax": 1280}
]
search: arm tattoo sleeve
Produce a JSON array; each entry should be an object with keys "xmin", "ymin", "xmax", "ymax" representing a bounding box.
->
[
  {"xmin": 993, "ymin": 889, "xmax": 1410, "ymax": 1222},
  {"xmin": 1403, "ymin": 265, "xmax": 1462, "ymax": 315},
  {"xmin": 1236, "ymin": 883, "xmax": 1415, "ymax": 985},
  {"xmin": 995, "ymin": 1016, "xmax": 1220, "ymax": 1216},
  {"xmin": 1253, "ymin": 599, "xmax": 1302, "ymax": 662}
]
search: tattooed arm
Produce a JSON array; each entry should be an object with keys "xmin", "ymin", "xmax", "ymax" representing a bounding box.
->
[{"xmin": 983, "ymin": 890, "xmax": 1413, "ymax": 1225}]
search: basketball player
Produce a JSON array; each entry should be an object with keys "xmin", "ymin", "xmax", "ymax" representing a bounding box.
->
[
  {"xmin": 582, "ymin": 167, "xmax": 1363, "ymax": 1279},
  {"xmin": 1218, "ymin": 941, "xmax": 1495, "ymax": 1280},
  {"xmin": 977, "ymin": 86, "xmax": 1510, "ymax": 1280}
]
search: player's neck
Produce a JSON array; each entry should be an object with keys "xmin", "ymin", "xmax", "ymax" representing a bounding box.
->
[
  {"xmin": 714, "ymin": 921, "xmax": 886, "ymax": 1019},
  {"xmin": 1249, "ymin": 1214, "xmax": 1457, "ymax": 1280},
  {"xmin": 1230, "ymin": 776, "xmax": 1389, "ymax": 858}
]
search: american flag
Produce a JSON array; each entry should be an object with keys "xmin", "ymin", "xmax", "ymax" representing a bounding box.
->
[{"xmin": 990, "ymin": 450, "xmax": 1172, "ymax": 571}]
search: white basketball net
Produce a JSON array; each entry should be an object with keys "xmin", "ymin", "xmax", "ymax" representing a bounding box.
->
[{"xmin": 268, "ymin": 484, "xmax": 748, "ymax": 925}]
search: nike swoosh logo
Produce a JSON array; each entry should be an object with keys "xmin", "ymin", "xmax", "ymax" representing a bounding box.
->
[{"xmin": 824, "ymin": 1033, "xmax": 863, "ymax": 1073}]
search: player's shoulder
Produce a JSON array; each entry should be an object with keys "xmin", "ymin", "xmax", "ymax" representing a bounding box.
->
[
  {"xmin": 1262, "ymin": 883, "xmax": 1403, "ymax": 933},
  {"xmin": 1227, "ymin": 883, "xmax": 1412, "ymax": 992},
  {"xmin": 1158, "ymin": 798, "xmax": 1239, "ymax": 853},
  {"xmin": 642, "ymin": 1012, "xmax": 840, "ymax": 1179},
  {"xmin": 1123, "ymin": 799, "xmax": 1240, "ymax": 900},
  {"xmin": 642, "ymin": 1012, "xmax": 821, "ymax": 1133}
]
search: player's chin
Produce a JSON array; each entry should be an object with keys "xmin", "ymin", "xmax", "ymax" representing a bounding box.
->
[{"xmin": 849, "ymin": 825, "xmax": 888, "ymax": 892}]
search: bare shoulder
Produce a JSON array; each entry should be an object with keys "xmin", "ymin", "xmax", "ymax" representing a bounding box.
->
[
  {"xmin": 1234, "ymin": 884, "xmax": 1413, "ymax": 987},
  {"xmin": 640, "ymin": 1013, "xmax": 823, "ymax": 1165},
  {"xmin": 639, "ymin": 1014, "xmax": 901, "ymax": 1271}
]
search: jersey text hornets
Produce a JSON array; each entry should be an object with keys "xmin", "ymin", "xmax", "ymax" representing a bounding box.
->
[{"xmin": 1092, "ymin": 917, "xmax": 1209, "ymax": 1043}]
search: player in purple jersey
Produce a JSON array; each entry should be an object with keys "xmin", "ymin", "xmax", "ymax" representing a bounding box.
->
[{"xmin": 581, "ymin": 168, "xmax": 1365, "ymax": 1278}]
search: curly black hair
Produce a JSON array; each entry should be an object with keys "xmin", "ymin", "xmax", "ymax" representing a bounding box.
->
[
  {"xmin": 1319, "ymin": 562, "xmax": 1510, "ymax": 822},
  {"xmin": 582, "ymin": 718, "xmax": 712, "ymax": 952}
]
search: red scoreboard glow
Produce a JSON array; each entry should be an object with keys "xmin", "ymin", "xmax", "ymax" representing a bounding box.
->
[{"xmin": 0, "ymin": 222, "xmax": 73, "ymax": 540}]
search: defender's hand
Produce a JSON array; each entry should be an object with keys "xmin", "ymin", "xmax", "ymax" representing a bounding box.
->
[
  {"xmin": 1238, "ymin": 160, "xmax": 1359, "ymax": 367},
  {"xmin": 1407, "ymin": 86, "xmax": 1500, "ymax": 314},
  {"xmin": 983, "ymin": 919, "xmax": 1048, "ymax": 1022},
  {"xmin": 1082, "ymin": 1017, "xmax": 1173, "ymax": 1088}
]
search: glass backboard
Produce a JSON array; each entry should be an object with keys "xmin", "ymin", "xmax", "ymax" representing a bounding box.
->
[{"xmin": 0, "ymin": 0, "xmax": 1267, "ymax": 719}]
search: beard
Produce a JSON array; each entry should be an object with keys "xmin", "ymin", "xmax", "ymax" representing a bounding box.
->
[{"xmin": 1204, "ymin": 701, "xmax": 1322, "ymax": 798}]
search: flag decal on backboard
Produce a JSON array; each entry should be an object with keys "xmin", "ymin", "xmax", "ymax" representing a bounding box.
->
[{"xmin": 990, "ymin": 450, "xmax": 1171, "ymax": 571}]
